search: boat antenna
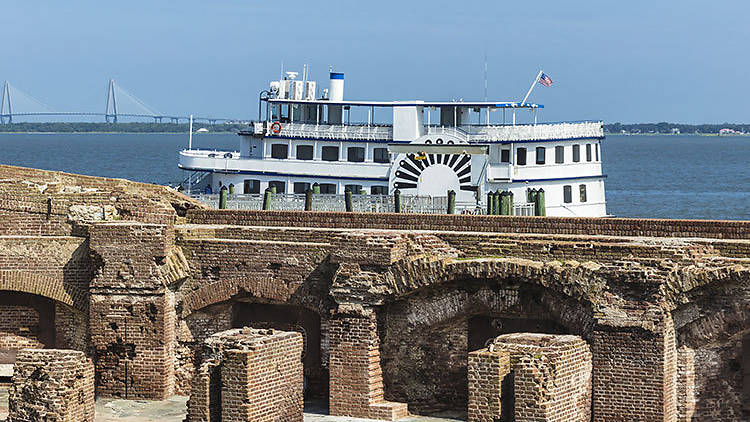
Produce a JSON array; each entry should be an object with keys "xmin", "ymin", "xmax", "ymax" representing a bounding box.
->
[
  {"xmin": 483, "ymin": 52, "xmax": 488, "ymax": 102},
  {"xmin": 188, "ymin": 114, "xmax": 193, "ymax": 149}
]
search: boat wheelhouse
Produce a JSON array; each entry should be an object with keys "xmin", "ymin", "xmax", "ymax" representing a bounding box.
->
[{"xmin": 179, "ymin": 69, "xmax": 607, "ymax": 217}]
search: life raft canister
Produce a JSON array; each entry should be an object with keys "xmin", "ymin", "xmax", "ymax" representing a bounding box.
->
[{"xmin": 271, "ymin": 121, "xmax": 282, "ymax": 134}]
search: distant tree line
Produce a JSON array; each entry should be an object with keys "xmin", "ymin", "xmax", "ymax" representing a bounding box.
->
[
  {"xmin": 0, "ymin": 122, "xmax": 251, "ymax": 133},
  {"xmin": 605, "ymin": 122, "xmax": 749, "ymax": 134}
]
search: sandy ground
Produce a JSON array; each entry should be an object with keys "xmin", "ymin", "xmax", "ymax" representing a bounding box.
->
[{"xmin": 0, "ymin": 386, "xmax": 463, "ymax": 422}]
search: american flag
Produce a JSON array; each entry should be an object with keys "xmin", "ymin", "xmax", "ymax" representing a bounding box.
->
[{"xmin": 538, "ymin": 73, "xmax": 553, "ymax": 87}]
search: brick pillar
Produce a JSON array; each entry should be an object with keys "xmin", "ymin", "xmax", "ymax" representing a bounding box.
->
[
  {"xmin": 468, "ymin": 348, "xmax": 511, "ymax": 422},
  {"xmin": 88, "ymin": 222, "xmax": 176, "ymax": 399},
  {"xmin": 676, "ymin": 346, "xmax": 695, "ymax": 422},
  {"xmin": 329, "ymin": 309, "xmax": 408, "ymax": 421},
  {"xmin": 592, "ymin": 310, "xmax": 677, "ymax": 422}
]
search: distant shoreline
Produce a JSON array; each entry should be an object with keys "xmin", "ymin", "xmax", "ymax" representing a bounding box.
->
[{"xmin": 606, "ymin": 132, "xmax": 750, "ymax": 137}]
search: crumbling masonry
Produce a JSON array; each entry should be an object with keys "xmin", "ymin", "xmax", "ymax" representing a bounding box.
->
[{"xmin": 0, "ymin": 164, "xmax": 749, "ymax": 421}]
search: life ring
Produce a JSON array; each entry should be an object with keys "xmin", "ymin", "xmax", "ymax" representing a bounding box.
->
[{"xmin": 271, "ymin": 122, "xmax": 282, "ymax": 134}]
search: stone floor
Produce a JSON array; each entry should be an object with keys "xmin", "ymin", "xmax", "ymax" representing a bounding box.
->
[{"xmin": 0, "ymin": 386, "xmax": 462, "ymax": 422}]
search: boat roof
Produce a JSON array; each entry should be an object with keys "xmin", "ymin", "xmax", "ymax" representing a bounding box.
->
[{"xmin": 266, "ymin": 98, "xmax": 544, "ymax": 109}]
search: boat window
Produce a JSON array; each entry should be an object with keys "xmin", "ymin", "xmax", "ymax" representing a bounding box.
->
[
  {"xmin": 321, "ymin": 146, "xmax": 339, "ymax": 161},
  {"xmin": 345, "ymin": 184, "xmax": 363, "ymax": 193},
  {"xmin": 371, "ymin": 185, "xmax": 388, "ymax": 195},
  {"xmin": 271, "ymin": 144, "xmax": 289, "ymax": 159},
  {"xmin": 595, "ymin": 144, "xmax": 599, "ymax": 161},
  {"xmin": 243, "ymin": 179, "xmax": 260, "ymax": 194},
  {"xmin": 500, "ymin": 149, "xmax": 510, "ymax": 163},
  {"xmin": 563, "ymin": 185, "xmax": 573, "ymax": 203},
  {"xmin": 293, "ymin": 182, "xmax": 311, "ymax": 194},
  {"xmin": 296, "ymin": 145, "xmax": 313, "ymax": 160},
  {"xmin": 517, "ymin": 148, "xmax": 527, "ymax": 166},
  {"xmin": 268, "ymin": 181, "xmax": 286, "ymax": 193},
  {"xmin": 373, "ymin": 148, "xmax": 390, "ymax": 163},
  {"xmin": 579, "ymin": 184, "xmax": 587, "ymax": 202},
  {"xmin": 536, "ymin": 147, "xmax": 546, "ymax": 165},
  {"xmin": 319, "ymin": 183, "xmax": 337, "ymax": 194},
  {"xmin": 586, "ymin": 144, "xmax": 592, "ymax": 162},
  {"xmin": 347, "ymin": 147, "xmax": 365, "ymax": 163},
  {"xmin": 555, "ymin": 146, "xmax": 564, "ymax": 164},
  {"xmin": 572, "ymin": 145, "xmax": 580, "ymax": 162}
]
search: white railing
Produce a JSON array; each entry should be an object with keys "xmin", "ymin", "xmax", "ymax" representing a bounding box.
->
[
  {"xmin": 193, "ymin": 193, "xmax": 537, "ymax": 216},
  {"xmin": 513, "ymin": 203, "xmax": 535, "ymax": 216},
  {"xmin": 266, "ymin": 122, "xmax": 393, "ymax": 141},
  {"xmin": 258, "ymin": 121, "xmax": 602, "ymax": 143},
  {"xmin": 425, "ymin": 126, "xmax": 470, "ymax": 143},
  {"xmin": 463, "ymin": 121, "xmax": 604, "ymax": 142}
]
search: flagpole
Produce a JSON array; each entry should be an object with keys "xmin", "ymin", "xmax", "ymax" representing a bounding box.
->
[{"xmin": 521, "ymin": 70, "xmax": 543, "ymax": 105}]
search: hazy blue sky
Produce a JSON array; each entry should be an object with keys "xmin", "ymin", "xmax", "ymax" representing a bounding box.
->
[{"xmin": 1, "ymin": 1, "xmax": 747, "ymax": 123}]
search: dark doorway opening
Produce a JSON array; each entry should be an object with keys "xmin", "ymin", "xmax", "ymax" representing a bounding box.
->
[
  {"xmin": 501, "ymin": 369, "xmax": 515, "ymax": 422},
  {"xmin": 232, "ymin": 302, "xmax": 326, "ymax": 399}
]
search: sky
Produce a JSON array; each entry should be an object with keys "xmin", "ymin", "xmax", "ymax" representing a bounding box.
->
[{"xmin": 1, "ymin": 0, "xmax": 748, "ymax": 124}]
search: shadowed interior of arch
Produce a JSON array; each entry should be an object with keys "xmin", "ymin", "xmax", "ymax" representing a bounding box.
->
[{"xmin": 378, "ymin": 278, "xmax": 593, "ymax": 416}]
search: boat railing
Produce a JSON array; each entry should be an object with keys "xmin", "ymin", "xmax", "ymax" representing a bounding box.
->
[
  {"xmin": 465, "ymin": 121, "xmax": 604, "ymax": 142},
  {"xmin": 192, "ymin": 192, "xmax": 536, "ymax": 216},
  {"xmin": 425, "ymin": 126, "xmax": 471, "ymax": 143},
  {"xmin": 266, "ymin": 122, "xmax": 393, "ymax": 141}
]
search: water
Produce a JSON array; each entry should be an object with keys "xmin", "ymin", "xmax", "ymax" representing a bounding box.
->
[{"xmin": 1, "ymin": 133, "xmax": 748, "ymax": 220}]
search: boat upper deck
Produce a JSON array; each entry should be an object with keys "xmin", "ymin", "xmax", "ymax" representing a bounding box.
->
[{"xmin": 247, "ymin": 120, "xmax": 604, "ymax": 144}]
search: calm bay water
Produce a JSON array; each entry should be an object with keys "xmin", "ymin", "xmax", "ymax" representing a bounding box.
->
[{"xmin": 1, "ymin": 133, "xmax": 749, "ymax": 220}]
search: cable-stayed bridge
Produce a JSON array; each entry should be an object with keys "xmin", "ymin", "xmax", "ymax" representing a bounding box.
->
[{"xmin": 0, "ymin": 79, "xmax": 244, "ymax": 124}]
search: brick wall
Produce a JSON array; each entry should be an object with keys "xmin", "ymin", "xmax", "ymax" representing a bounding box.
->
[
  {"xmin": 592, "ymin": 312, "xmax": 677, "ymax": 422},
  {"xmin": 8, "ymin": 349, "xmax": 95, "ymax": 422},
  {"xmin": 676, "ymin": 347, "xmax": 695, "ymax": 422},
  {"xmin": 0, "ymin": 305, "xmax": 43, "ymax": 350},
  {"xmin": 88, "ymin": 222, "xmax": 176, "ymax": 399},
  {"xmin": 187, "ymin": 328, "xmax": 304, "ymax": 422},
  {"xmin": 0, "ymin": 164, "xmax": 202, "ymax": 237},
  {"xmin": 467, "ymin": 348, "xmax": 511, "ymax": 421},
  {"xmin": 329, "ymin": 309, "xmax": 408, "ymax": 420},
  {"xmin": 186, "ymin": 209, "xmax": 750, "ymax": 240},
  {"xmin": 489, "ymin": 333, "xmax": 592, "ymax": 422}
]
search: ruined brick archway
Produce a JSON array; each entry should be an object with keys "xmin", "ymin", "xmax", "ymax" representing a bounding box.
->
[
  {"xmin": 176, "ymin": 280, "xmax": 331, "ymax": 399},
  {"xmin": 675, "ymin": 296, "xmax": 750, "ymax": 421},
  {"xmin": 377, "ymin": 259, "xmax": 597, "ymax": 413},
  {"xmin": 0, "ymin": 270, "xmax": 88, "ymax": 312}
]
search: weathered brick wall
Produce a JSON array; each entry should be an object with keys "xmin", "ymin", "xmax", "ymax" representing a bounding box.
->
[
  {"xmin": 187, "ymin": 328, "xmax": 303, "ymax": 422},
  {"xmin": 329, "ymin": 309, "xmax": 408, "ymax": 420},
  {"xmin": 8, "ymin": 349, "xmax": 95, "ymax": 422},
  {"xmin": 592, "ymin": 312, "xmax": 677, "ymax": 422},
  {"xmin": 88, "ymin": 222, "xmax": 177, "ymax": 399},
  {"xmin": 174, "ymin": 302, "xmax": 233, "ymax": 395},
  {"xmin": 0, "ymin": 164, "xmax": 203, "ymax": 236},
  {"xmin": 467, "ymin": 348, "xmax": 511, "ymax": 421},
  {"xmin": 187, "ymin": 209, "xmax": 750, "ymax": 239},
  {"xmin": 488, "ymin": 333, "xmax": 592, "ymax": 422},
  {"xmin": 676, "ymin": 346, "xmax": 695, "ymax": 422},
  {"xmin": 0, "ymin": 305, "xmax": 43, "ymax": 350}
]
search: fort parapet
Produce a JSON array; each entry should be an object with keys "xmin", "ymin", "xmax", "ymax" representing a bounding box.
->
[{"xmin": 0, "ymin": 164, "xmax": 748, "ymax": 421}]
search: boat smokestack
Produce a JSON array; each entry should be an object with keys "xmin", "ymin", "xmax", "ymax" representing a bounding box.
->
[
  {"xmin": 329, "ymin": 72, "xmax": 344, "ymax": 101},
  {"xmin": 328, "ymin": 72, "xmax": 344, "ymax": 124}
]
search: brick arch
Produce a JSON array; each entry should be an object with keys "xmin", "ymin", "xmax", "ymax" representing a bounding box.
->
[
  {"xmin": 378, "ymin": 257, "xmax": 601, "ymax": 413},
  {"xmin": 386, "ymin": 257, "xmax": 604, "ymax": 309},
  {"xmin": 0, "ymin": 270, "xmax": 88, "ymax": 312},
  {"xmin": 180, "ymin": 275, "xmax": 293, "ymax": 317}
]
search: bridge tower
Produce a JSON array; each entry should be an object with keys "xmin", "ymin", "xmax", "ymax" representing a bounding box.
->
[
  {"xmin": 1, "ymin": 81, "xmax": 11, "ymax": 124},
  {"xmin": 105, "ymin": 78, "xmax": 118, "ymax": 123}
]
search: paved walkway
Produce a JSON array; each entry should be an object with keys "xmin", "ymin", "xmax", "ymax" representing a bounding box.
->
[{"xmin": 0, "ymin": 387, "xmax": 463, "ymax": 422}]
